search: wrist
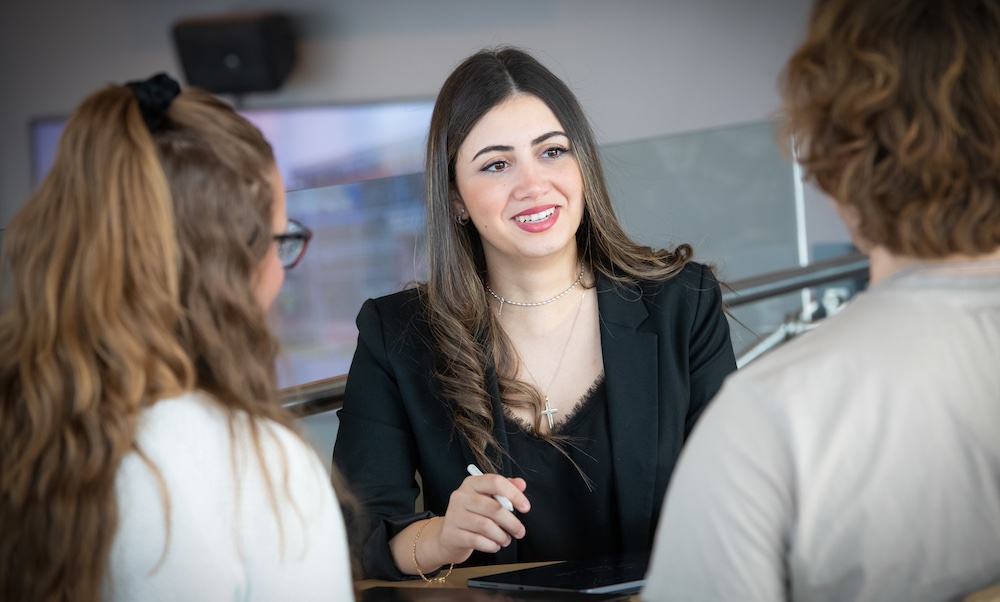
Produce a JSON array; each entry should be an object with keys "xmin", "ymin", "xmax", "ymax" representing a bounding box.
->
[{"xmin": 412, "ymin": 517, "xmax": 453, "ymax": 583}]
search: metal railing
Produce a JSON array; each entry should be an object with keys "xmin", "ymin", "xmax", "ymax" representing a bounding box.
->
[
  {"xmin": 722, "ymin": 252, "xmax": 868, "ymax": 308},
  {"xmin": 280, "ymin": 252, "xmax": 870, "ymax": 417},
  {"xmin": 281, "ymin": 374, "xmax": 347, "ymax": 417}
]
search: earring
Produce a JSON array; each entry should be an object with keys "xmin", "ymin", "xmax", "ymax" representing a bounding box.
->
[{"xmin": 455, "ymin": 207, "xmax": 469, "ymax": 225}]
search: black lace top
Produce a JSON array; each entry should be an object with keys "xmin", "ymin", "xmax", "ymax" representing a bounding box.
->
[{"xmin": 502, "ymin": 373, "xmax": 622, "ymax": 561}]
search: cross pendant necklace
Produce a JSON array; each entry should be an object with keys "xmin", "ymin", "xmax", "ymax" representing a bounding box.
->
[
  {"xmin": 516, "ymin": 290, "xmax": 586, "ymax": 432},
  {"xmin": 541, "ymin": 397, "xmax": 558, "ymax": 429}
]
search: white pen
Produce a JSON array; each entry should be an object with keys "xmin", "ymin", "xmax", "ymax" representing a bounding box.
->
[{"xmin": 466, "ymin": 464, "xmax": 515, "ymax": 512}]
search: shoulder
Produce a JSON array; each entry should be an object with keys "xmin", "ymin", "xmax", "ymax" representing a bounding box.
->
[
  {"xmin": 112, "ymin": 391, "xmax": 353, "ymax": 600},
  {"xmin": 363, "ymin": 286, "xmax": 423, "ymax": 316},
  {"xmin": 355, "ymin": 286, "xmax": 433, "ymax": 358},
  {"xmin": 133, "ymin": 390, "xmax": 232, "ymax": 452},
  {"xmin": 125, "ymin": 391, "xmax": 327, "ymax": 494},
  {"xmin": 646, "ymin": 260, "xmax": 720, "ymax": 296},
  {"xmin": 597, "ymin": 261, "xmax": 721, "ymax": 323},
  {"xmin": 357, "ymin": 287, "xmax": 425, "ymax": 332},
  {"xmin": 600, "ymin": 260, "xmax": 717, "ymax": 297}
]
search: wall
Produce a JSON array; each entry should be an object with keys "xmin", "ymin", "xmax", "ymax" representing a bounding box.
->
[{"xmin": 0, "ymin": 0, "xmax": 816, "ymax": 230}]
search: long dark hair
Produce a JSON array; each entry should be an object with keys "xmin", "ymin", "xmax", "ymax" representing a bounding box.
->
[{"xmin": 422, "ymin": 46, "xmax": 693, "ymax": 471}]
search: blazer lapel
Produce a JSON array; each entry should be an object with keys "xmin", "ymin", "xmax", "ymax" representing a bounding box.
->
[{"xmin": 597, "ymin": 277, "xmax": 659, "ymax": 550}]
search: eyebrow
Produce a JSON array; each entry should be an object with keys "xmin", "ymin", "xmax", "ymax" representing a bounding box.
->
[{"xmin": 470, "ymin": 130, "xmax": 569, "ymax": 162}]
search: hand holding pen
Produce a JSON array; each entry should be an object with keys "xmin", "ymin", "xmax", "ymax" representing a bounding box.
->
[
  {"xmin": 396, "ymin": 463, "xmax": 531, "ymax": 574},
  {"xmin": 423, "ymin": 463, "xmax": 530, "ymax": 566}
]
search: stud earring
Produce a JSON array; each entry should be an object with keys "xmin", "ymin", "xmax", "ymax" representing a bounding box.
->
[{"xmin": 455, "ymin": 208, "xmax": 469, "ymax": 225}]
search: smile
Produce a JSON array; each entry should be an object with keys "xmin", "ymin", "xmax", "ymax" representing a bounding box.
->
[{"xmin": 514, "ymin": 207, "xmax": 556, "ymax": 224}]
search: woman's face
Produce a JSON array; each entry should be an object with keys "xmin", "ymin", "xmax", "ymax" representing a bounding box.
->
[
  {"xmin": 452, "ymin": 94, "xmax": 585, "ymax": 268},
  {"xmin": 253, "ymin": 166, "xmax": 287, "ymax": 311}
]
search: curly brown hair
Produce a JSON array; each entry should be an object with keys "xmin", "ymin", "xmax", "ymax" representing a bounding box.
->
[
  {"xmin": 0, "ymin": 85, "xmax": 292, "ymax": 601},
  {"xmin": 781, "ymin": 0, "xmax": 1000, "ymax": 257}
]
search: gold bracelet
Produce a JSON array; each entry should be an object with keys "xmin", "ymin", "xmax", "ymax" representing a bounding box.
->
[{"xmin": 412, "ymin": 516, "xmax": 454, "ymax": 583}]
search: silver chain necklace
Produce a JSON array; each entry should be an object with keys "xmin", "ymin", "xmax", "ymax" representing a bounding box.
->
[
  {"xmin": 485, "ymin": 265, "xmax": 585, "ymax": 317},
  {"xmin": 518, "ymin": 290, "xmax": 587, "ymax": 430}
]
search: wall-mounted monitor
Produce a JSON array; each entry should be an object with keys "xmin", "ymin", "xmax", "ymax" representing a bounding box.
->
[{"xmin": 31, "ymin": 101, "xmax": 433, "ymax": 191}]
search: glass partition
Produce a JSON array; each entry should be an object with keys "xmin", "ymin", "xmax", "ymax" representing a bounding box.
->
[
  {"xmin": 600, "ymin": 120, "xmax": 805, "ymax": 356},
  {"xmin": 273, "ymin": 173, "xmax": 427, "ymax": 388}
]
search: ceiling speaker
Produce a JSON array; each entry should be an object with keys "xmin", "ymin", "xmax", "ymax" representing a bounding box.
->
[{"xmin": 172, "ymin": 12, "xmax": 297, "ymax": 95}]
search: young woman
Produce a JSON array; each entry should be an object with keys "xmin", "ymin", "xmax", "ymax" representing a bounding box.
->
[
  {"xmin": 333, "ymin": 47, "xmax": 736, "ymax": 580},
  {"xmin": 645, "ymin": 1, "xmax": 1000, "ymax": 599},
  {"xmin": 0, "ymin": 74, "xmax": 354, "ymax": 601}
]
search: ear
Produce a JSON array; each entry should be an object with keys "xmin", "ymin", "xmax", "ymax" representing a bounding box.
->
[{"xmin": 449, "ymin": 189, "xmax": 466, "ymax": 218}]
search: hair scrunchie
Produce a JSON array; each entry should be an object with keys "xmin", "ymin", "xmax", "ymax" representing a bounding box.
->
[{"xmin": 124, "ymin": 72, "xmax": 181, "ymax": 132}]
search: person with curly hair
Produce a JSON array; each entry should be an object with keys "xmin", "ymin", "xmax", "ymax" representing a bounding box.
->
[
  {"xmin": 333, "ymin": 47, "xmax": 736, "ymax": 580},
  {"xmin": 644, "ymin": 1, "xmax": 1000, "ymax": 600},
  {"xmin": 0, "ymin": 74, "xmax": 354, "ymax": 601}
]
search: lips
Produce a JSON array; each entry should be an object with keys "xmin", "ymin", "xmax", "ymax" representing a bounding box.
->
[{"xmin": 514, "ymin": 207, "xmax": 556, "ymax": 224}]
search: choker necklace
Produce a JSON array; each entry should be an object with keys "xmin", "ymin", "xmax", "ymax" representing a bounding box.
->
[
  {"xmin": 884, "ymin": 260, "xmax": 1000, "ymax": 283},
  {"xmin": 486, "ymin": 266, "xmax": 585, "ymax": 317}
]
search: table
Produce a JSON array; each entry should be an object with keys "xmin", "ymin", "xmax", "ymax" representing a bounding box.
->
[{"xmin": 356, "ymin": 562, "xmax": 641, "ymax": 601}]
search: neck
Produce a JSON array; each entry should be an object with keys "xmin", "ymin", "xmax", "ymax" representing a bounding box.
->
[
  {"xmin": 869, "ymin": 245, "xmax": 1000, "ymax": 285},
  {"xmin": 485, "ymin": 246, "xmax": 582, "ymax": 303}
]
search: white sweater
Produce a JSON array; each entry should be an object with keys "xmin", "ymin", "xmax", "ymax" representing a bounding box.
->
[{"xmin": 106, "ymin": 391, "xmax": 354, "ymax": 601}]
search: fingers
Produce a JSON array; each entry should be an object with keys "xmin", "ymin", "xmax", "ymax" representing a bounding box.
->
[
  {"xmin": 507, "ymin": 477, "xmax": 530, "ymax": 512},
  {"xmin": 443, "ymin": 501, "xmax": 514, "ymax": 554},
  {"xmin": 437, "ymin": 474, "xmax": 530, "ymax": 557},
  {"xmin": 467, "ymin": 474, "xmax": 531, "ymax": 515}
]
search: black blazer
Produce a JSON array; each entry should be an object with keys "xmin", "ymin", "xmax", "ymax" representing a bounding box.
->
[{"xmin": 333, "ymin": 262, "xmax": 737, "ymax": 579}]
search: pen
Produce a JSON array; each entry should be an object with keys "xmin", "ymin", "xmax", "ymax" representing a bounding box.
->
[{"xmin": 466, "ymin": 464, "xmax": 515, "ymax": 512}]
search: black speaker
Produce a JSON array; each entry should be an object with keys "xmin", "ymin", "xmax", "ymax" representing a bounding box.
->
[{"xmin": 172, "ymin": 12, "xmax": 297, "ymax": 95}]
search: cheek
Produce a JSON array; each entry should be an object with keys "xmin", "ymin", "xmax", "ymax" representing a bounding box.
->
[
  {"xmin": 461, "ymin": 178, "xmax": 507, "ymax": 214},
  {"xmin": 254, "ymin": 248, "xmax": 285, "ymax": 311}
]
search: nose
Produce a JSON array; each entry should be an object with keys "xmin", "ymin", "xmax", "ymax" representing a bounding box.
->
[{"xmin": 512, "ymin": 161, "xmax": 548, "ymax": 200}]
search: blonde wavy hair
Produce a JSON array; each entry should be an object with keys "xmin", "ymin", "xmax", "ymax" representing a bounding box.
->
[
  {"xmin": 781, "ymin": 0, "xmax": 1000, "ymax": 256},
  {"xmin": 0, "ymin": 83, "xmax": 292, "ymax": 601}
]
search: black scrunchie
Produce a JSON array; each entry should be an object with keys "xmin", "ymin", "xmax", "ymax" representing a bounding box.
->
[{"xmin": 125, "ymin": 72, "xmax": 181, "ymax": 132}]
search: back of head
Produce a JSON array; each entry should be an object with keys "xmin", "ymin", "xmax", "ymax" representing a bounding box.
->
[
  {"xmin": 151, "ymin": 88, "xmax": 282, "ymax": 409},
  {"xmin": 782, "ymin": 0, "xmax": 1000, "ymax": 257},
  {"xmin": 0, "ymin": 79, "xmax": 281, "ymax": 601}
]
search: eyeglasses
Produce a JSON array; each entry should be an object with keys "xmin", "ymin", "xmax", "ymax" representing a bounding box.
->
[{"xmin": 273, "ymin": 219, "xmax": 313, "ymax": 270}]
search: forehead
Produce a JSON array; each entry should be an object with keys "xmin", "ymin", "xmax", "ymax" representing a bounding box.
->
[{"xmin": 460, "ymin": 94, "xmax": 565, "ymax": 152}]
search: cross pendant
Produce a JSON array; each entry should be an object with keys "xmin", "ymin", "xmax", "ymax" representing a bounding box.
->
[{"xmin": 541, "ymin": 397, "xmax": 558, "ymax": 429}]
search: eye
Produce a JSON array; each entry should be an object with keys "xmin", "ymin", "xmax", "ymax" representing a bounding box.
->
[
  {"xmin": 481, "ymin": 159, "xmax": 509, "ymax": 173},
  {"xmin": 542, "ymin": 146, "xmax": 568, "ymax": 159}
]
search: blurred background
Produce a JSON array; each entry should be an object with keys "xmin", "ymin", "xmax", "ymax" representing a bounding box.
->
[{"xmin": 0, "ymin": 0, "xmax": 860, "ymax": 462}]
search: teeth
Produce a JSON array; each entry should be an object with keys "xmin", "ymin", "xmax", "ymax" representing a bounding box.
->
[{"xmin": 515, "ymin": 208, "xmax": 556, "ymax": 224}]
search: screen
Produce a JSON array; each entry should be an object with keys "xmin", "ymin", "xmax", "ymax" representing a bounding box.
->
[
  {"xmin": 468, "ymin": 553, "xmax": 649, "ymax": 595},
  {"xmin": 30, "ymin": 102, "xmax": 433, "ymax": 190}
]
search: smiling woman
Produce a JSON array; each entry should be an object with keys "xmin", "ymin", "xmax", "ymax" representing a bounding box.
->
[{"xmin": 332, "ymin": 46, "xmax": 737, "ymax": 581}]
